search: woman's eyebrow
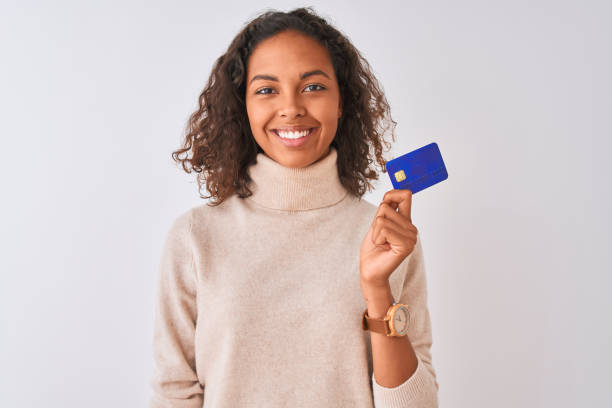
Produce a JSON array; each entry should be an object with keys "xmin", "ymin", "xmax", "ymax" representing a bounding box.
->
[{"xmin": 249, "ymin": 69, "xmax": 330, "ymax": 85}]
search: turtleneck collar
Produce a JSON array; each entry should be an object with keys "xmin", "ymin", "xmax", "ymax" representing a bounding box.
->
[{"xmin": 245, "ymin": 146, "xmax": 348, "ymax": 211}]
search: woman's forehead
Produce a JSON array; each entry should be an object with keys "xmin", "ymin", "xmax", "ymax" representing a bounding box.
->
[{"xmin": 247, "ymin": 32, "xmax": 334, "ymax": 79}]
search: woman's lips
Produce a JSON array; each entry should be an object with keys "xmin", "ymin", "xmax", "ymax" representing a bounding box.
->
[{"xmin": 272, "ymin": 127, "xmax": 317, "ymax": 147}]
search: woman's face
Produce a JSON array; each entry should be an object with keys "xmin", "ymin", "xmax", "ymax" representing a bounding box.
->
[{"xmin": 245, "ymin": 30, "xmax": 342, "ymax": 168}]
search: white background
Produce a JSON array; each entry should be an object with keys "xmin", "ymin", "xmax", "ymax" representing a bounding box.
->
[{"xmin": 1, "ymin": 0, "xmax": 610, "ymax": 406}]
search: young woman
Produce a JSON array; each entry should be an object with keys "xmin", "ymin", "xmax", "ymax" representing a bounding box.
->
[{"xmin": 150, "ymin": 7, "xmax": 439, "ymax": 408}]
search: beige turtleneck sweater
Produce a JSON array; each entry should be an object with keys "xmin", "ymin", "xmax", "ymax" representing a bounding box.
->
[{"xmin": 149, "ymin": 146, "xmax": 439, "ymax": 407}]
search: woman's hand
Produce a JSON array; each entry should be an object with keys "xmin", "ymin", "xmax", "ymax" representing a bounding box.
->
[{"xmin": 360, "ymin": 189, "xmax": 418, "ymax": 288}]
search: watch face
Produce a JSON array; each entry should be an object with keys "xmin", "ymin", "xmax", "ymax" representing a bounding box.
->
[{"xmin": 392, "ymin": 305, "xmax": 410, "ymax": 335}]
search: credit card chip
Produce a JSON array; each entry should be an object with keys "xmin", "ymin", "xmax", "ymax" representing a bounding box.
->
[{"xmin": 394, "ymin": 170, "xmax": 406, "ymax": 182}]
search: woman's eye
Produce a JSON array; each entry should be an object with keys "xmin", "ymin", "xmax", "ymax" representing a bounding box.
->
[
  {"xmin": 255, "ymin": 87, "xmax": 275, "ymax": 95},
  {"xmin": 304, "ymin": 84, "xmax": 326, "ymax": 92},
  {"xmin": 255, "ymin": 84, "xmax": 326, "ymax": 95}
]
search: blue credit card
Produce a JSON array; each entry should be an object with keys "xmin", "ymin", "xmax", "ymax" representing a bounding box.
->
[{"xmin": 385, "ymin": 142, "xmax": 448, "ymax": 194}]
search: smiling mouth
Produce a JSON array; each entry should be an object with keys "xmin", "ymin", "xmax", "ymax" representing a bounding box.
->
[{"xmin": 271, "ymin": 128, "xmax": 316, "ymax": 139}]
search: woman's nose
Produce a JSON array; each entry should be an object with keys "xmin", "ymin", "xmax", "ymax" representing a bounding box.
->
[{"xmin": 277, "ymin": 93, "xmax": 306, "ymax": 117}]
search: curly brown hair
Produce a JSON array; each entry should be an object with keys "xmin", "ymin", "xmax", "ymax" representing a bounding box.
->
[{"xmin": 172, "ymin": 6, "xmax": 397, "ymax": 207}]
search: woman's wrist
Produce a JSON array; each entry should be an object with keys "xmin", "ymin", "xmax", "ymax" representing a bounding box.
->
[{"xmin": 360, "ymin": 278, "xmax": 394, "ymax": 319}]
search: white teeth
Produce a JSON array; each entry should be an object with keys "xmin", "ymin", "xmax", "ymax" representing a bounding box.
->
[{"xmin": 276, "ymin": 129, "xmax": 311, "ymax": 139}]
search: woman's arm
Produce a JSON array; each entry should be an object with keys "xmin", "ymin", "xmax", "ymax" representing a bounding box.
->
[
  {"xmin": 362, "ymin": 235, "xmax": 439, "ymax": 408},
  {"xmin": 361, "ymin": 280, "xmax": 419, "ymax": 388},
  {"xmin": 149, "ymin": 211, "xmax": 204, "ymax": 408}
]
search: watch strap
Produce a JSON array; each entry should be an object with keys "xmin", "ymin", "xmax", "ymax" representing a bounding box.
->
[{"xmin": 361, "ymin": 309, "xmax": 390, "ymax": 335}]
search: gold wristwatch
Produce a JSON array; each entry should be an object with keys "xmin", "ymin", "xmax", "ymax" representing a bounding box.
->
[{"xmin": 362, "ymin": 302, "xmax": 410, "ymax": 337}]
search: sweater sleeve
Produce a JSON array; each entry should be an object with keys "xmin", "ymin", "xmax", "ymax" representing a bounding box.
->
[
  {"xmin": 149, "ymin": 210, "xmax": 204, "ymax": 408},
  {"xmin": 371, "ymin": 233, "xmax": 439, "ymax": 408}
]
